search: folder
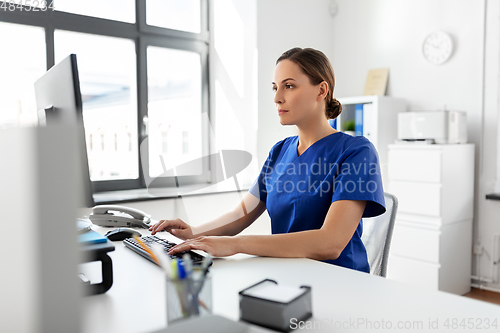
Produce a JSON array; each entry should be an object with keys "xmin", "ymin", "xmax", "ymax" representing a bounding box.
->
[
  {"xmin": 79, "ymin": 229, "xmax": 108, "ymax": 244},
  {"xmin": 355, "ymin": 104, "xmax": 363, "ymax": 136}
]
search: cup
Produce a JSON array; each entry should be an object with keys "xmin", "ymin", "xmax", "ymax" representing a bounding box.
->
[{"xmin": 166, "ymin": 272, "xmax": 212, "ymax": 324}]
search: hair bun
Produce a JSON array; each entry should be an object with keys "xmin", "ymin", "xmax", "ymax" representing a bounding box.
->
[{"xmin": 326, "ymin": 98, "xmax": 342, "ymax": 120}]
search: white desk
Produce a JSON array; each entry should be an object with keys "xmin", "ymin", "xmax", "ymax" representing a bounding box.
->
[{"xmin": 82, "ymin": 228, "xmax": 500, "ymax": 333}]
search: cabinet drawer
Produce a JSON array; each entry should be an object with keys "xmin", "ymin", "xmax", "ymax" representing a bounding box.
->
[
  {"xmin": 388, "ymin": 149, "xmax": 442, "ymax": 183},
  {"xmin": 388, "ymin": 181, "xmax": 441, "ymax": 216},
  {"xmin": 387, "ymin": 254, "xmax": 440, "ymax": 290},
  {"xmin": 390, "ymin": 223, "xmax": 440, "ymax": 263}
]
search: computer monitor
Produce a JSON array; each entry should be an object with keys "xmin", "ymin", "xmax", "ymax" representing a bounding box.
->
[{"xmin": 34, "ymin": 54, "xmax": 95, "ymax": 208}]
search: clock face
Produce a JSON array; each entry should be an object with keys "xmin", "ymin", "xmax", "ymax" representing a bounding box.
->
[{"xmin": 423, "ymin": 31, "xmax": 453, "ymax": 65}]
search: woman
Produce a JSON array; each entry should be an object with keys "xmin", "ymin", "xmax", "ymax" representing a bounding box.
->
[{"xmin": 150, "ymin": 47, "xmax": 385, "ymax": 273}]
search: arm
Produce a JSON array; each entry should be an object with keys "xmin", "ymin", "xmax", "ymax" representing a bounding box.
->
[
  {"xmin": 149, "ymin": 191, "xmax": 266, "ymax": 239},
  {"xmin": 193, "ymin": 192, "xmax": 266, "ymax": 237},
  {"xmin": 168, "ymin": 199, "xmax": 366, "ymax": 261}
]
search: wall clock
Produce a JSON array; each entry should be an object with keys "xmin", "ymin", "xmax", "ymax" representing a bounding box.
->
[{"xmin": 422, "ymin": 31, "xmax": 453, "ymax": 65}]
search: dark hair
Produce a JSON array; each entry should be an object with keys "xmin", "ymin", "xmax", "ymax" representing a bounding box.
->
[{"xmin": 276, "ymin": 47, "xmax": 342, "ymax": 119}]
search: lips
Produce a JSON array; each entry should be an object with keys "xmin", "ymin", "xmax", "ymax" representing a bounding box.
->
[{"xmin": 278, "ymin": 109, "xmax": 289, "ymax": 115}]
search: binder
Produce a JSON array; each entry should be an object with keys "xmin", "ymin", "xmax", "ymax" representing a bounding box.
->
[
  {"xmin": 362, "ymin": 103, "xmax": 374, "ymax": 141},
  {"xmin": 355, "ymin": 104, "xmax": 363, "ymax": 136}
]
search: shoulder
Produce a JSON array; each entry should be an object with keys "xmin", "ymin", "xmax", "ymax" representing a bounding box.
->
[
  {"xmin": 329, "ymin": 133, "xmax": 379, "ymax": 162},
  {"xmin": 326, "ymin": 132, "xmax": 375, "ymax": 152},
  {"xmin": 335, "ymin": 132, "xmax": 374, "ymax": 149},
  {"xmin": 338, "ymin": 133, "xmax": 376, "ymax": 152},
  {"xmin": 268, "ymin": 136, "xmax": 297, "ymax": 156}
]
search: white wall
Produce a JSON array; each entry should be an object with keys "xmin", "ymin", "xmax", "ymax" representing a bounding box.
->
[
  {"xmin": 331, "ymin": 0, "xmax": 485, "ymax": 159},
  {"xmin": 256, "ymin": 0, "xmax": 500, "ymax": 291},
  {"xmin": 209, "ymin": 0, "xmax": 260, "ymax": 189},
  {"xmin": 256, "ymin": 0, "xmax": 336, "ymax": 163},
  {"xmin": 478, "ymin": 0, "xmax": 500, "ymax": 290}
]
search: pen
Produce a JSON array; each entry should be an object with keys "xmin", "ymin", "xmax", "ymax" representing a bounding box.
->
[
  {"xmin": 167, "ymin": 260, "xmax": 188, "ymax": 317},
  {"xmin": 193, "ymin": 254, "xmax": 212, "ymax": 297},
  {"xmin": 170, "ymin": 259, "xmax": 178, "ymax": 280},
  {"xmin": 177, "ymin": 258, "xmax": 186, "ymax": 279},
  {"xmin": 181, "ymin": 254, "xmax": 201, "ymax": 315},
  {"xmin": 174, "ymin": 258, "xmax": 191, "ymax": 317},
  {"xmin": 150, "ymin": 243, "xmax": 172, "ymax": 277},
  {"xmin": 133, "ymin": 236, "xmax": 160, "ymax": 266},
  {"xmin": 200, "ymin": 254, "xmax": 212, "ymax": 278},
  {"xmin": 182, "ymin": 253, "xmax": 193, "ymax": 278}
]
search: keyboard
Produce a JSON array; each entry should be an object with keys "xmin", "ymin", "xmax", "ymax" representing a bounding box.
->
[{"xmin": 123, "ymin": 235, "xmax": 206, "ymax": 266}]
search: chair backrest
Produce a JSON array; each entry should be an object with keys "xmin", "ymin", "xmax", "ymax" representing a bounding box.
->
[{"xmin": 361, "ymin": 192, "xmax": 398, "ymax": 277}]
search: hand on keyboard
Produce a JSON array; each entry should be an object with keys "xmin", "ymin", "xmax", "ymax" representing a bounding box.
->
[
  {"xmin": 149, "ymin": 218, "xmax": 194, "ymax": 240},
  {"xmin": 167, "ymin": 236, "xmax": 238, "ymax": 258}
]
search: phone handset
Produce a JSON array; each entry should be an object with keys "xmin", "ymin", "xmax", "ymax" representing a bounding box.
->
[{"xmin": 89, "ymin": 205, "xmax": 151, "ymax": 228}]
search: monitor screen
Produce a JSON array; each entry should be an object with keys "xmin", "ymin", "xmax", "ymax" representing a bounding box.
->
[{"xmin": 34, "ymin": 54, "xmax": 95, "ymax": 208}]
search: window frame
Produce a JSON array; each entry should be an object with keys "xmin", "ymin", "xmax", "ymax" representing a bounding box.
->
[
  {"xmin": 138, "ymin": 35, "xmax": 211, "ymax": 190},
  {"xmin": 0, "ymin": 0, "xmax": 211, "ymax": 193}
]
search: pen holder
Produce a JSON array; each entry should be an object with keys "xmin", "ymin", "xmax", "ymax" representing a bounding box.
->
[{"xmin": 166, "ymin": 273, "xmax": 212, "ymax": 324}]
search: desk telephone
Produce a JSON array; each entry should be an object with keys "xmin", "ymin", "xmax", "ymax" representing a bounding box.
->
[{"xmin": 89, "ymin": 205, "xmax": 151, "ymax": 229}]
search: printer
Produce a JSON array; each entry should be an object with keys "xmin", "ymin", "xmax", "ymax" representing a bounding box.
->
[{"xmin": 398, "ymin": 110, "xmax": 467, "ymax": 144}]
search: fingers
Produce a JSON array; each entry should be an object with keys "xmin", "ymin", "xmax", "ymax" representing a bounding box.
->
[
  {"xmin": 168, "ymin": 242, "xmax": 193, "ymax": 255},
  {"xmin": 149, "ymin": 220, "xmax": 167, "ymax": 235},
  {"xmin": 170, "ymin": 228, "xmax": 188, "ymax": 240},
  {"xmin": 149, "ymin": 218, "xmax": 185, "ymax": 235},
  {"xmin": 168, "ymin": 237, "xmax": 208, "ymax": 255}
]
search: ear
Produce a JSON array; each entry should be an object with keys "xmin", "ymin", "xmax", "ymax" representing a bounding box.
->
[{"xmin": 317, "ymin": 81, "xmax": 328, "ymax": 101}]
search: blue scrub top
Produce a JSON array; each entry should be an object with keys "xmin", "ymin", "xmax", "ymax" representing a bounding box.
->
[{"xmin": 249, "ymin": 132, "xmax": 386, "ymax": 273}]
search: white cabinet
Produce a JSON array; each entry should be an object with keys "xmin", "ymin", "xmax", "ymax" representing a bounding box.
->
[
  {"xmin": 387, "ymin": 144, "xmax": 474, "ymax": 295},
  {"xmin": 337, "ymin": 96, "xmax": 405, "ymax": 187}
]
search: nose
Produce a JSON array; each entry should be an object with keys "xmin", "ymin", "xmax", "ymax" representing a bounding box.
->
[{"xmin": 274, "ymin": 88, "xmax": 283, "ymax": 105}]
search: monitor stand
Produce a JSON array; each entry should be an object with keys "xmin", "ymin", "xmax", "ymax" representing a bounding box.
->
[{"xmin": 80, "ymin": 241, "xmax": 115, "ymax": 295}]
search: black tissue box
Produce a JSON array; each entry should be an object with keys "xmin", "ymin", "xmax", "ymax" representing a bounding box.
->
[{"xmin": 239, "ymin": 279, "xmax": 312, "ymax": 332}]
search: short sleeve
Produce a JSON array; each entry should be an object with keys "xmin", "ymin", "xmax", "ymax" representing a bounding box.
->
[
  {"xmin": 331, "ymin": 139, "xmax": 386, "ymax": 218},
  {"xmin": 249, "ymin": 143, "xmax": 277, "ymax": 203}
]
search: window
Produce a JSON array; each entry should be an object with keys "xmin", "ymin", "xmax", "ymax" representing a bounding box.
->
[
  {"xmin": 147, "ymin": 46, "xmax": 202, "ymax": 178},
  {"xmin": 0, "ymin": 0, "xmax": 209, "ymax": 193},
  {"xmin": 100, "ymin": 133, "xmax": 105, "ymax": 151},
  {"xmin": 182, "ymin": 131, "xmax": 189, "ymax": 154},
  {"xmin": 146, "ymin": 0, "xmax": 201, "ymax": 33},
  {"xmin": 161, "ymin": 131, "xmax": 168, "ymax": 154},
  {"xmin": 54, "ymin": 30, "xmax": 138, "ymax": 181},
  {"xmin": 55, "ymin": 0, "xmax": 135, "ymax": 23},
  {"xmin": 128, "ymin": 132, "xmax": 133, "ymax": 152}
]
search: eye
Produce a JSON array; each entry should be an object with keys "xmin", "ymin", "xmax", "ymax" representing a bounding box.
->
[
  {"xmin": 285, "ymin": 84, "xmax": 293, "ymax": 89},
  {"xmin": 272, "ymin": 86, "xmax": 277, "ymax": 92}
]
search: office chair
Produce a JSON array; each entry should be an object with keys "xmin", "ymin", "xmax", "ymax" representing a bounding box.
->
[{"xmin": 361, "ymin": 192, "xmax": 398, "ymax": 277}]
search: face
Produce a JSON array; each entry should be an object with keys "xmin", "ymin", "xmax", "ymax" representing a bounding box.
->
[{"xmin": 272, "ymin": 59, "xmax": 327, "ymax": 126}]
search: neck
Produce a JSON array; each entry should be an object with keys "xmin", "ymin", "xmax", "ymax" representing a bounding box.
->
[{"xmin": 296, "ymin": 116, "xmax": 337, "ymax": 154}]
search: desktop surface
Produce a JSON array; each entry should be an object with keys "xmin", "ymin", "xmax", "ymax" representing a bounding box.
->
[{"xmin": 82, "ymin": 227, "xmax": 500, "ymax": 333}]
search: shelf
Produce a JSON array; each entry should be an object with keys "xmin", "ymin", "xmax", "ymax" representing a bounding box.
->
[{"xmin": 337, "ymin": 95, "xmax": 405, "ymax": 105}]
